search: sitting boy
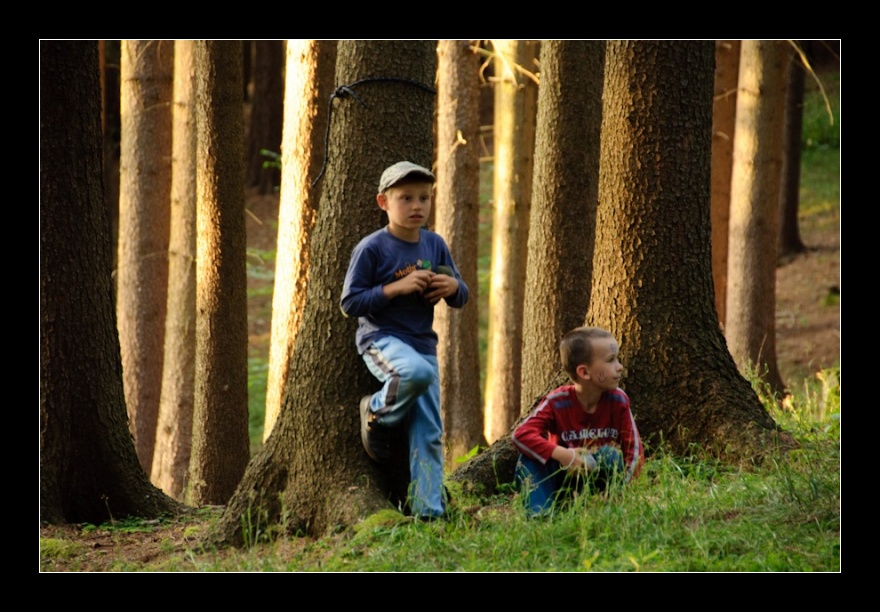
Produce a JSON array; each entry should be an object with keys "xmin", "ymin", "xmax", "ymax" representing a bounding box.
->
[{"xmin": 512, "ymin": 326, "xmax": 644, "ymax": 516}]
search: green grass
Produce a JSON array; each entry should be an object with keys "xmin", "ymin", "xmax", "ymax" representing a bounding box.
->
[
  {"xmin": 799, "ymin": 67, "xmax": 840, "ymax": 239},
  {"xmin": 42, "ymin": 366, "xmax": 838, "ymax": 571},
  {"xmin": 247, "ymin": 355, "xmax": 268, "ymax": 450}
]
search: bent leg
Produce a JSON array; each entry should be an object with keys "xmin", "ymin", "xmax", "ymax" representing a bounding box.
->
[
  {"xmin": 362, "ymin": 336, "xmax": 434, "ymax": 428},
  {"xmin": 515, "ymin": 455, "xmax": 562, "ymax": 516},
  {"xmin": 589, "ymin": 445, "xmax": 624, "ymax": 492}
]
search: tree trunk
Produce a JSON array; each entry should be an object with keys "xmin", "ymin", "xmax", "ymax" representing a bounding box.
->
[
  {"xmin": 245, "ymin": 40, "xmax": 285, "ymax": 195},
  {"xmin": 263, "ymin": 40, "xmax": 337, "ymax": 441},
  {"xmin": 710, "ymin": 40, "xmax": 740, "ymax": 330},
  {"xmin": 40, "ymin": 40, "xmax": 183, "ymax": 524},
  {"xmin": 520, "ymin": 40, "xmax": 604, "ymax": 406},
  {"xmin": 151, "ymin": 40, "xmax": 197, "ymax": 499},
  {"xmin": 99, "ymin": 40, "xmax": 121, "ymax": 273},
  {"xmin": 483, "ymin": 39, "xmax": 538, "ymax": 444},
  {"xmin": 777, "ymin": 43, "xmax": 807, "ymax": 260},
  {"xmin": 590, "ymin": 40, "xmax": 789, "ymax": 459},
  {"xmin": 187, "ymin": 40, "xmax": 251, "ymax": 506},
  {"xmin": 435, "ymin": 40, "xmax": 486, "ymax": 463},
  {"xmin": 207, "ymin": 40, "xmax": 438, "ymax": 545},
  {"xmin": 117, "ymin": 40, "xmax": 174, "ymax": 475},
  {"xmin": 726, "ymin": 40, "xmax": 787, "ymax": 395}
]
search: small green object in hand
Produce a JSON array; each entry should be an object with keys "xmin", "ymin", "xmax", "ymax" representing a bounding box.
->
[{"xmin": 435, "ymin": 265, "xmax": 453, "ymax": 276}]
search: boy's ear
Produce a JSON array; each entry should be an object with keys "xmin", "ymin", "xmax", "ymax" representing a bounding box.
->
[
  {"xmin": 576, "ymin": 364, "xmax": 590, "ymax": 380},
  {"xmin": 376, "ymin": 192, "xmax": 388, "ymax": 210}
]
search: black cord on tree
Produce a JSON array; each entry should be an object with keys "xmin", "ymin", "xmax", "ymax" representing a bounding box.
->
[{"xmin": 311, "ymin": 77, "xmax": 437, "ymax": 188}]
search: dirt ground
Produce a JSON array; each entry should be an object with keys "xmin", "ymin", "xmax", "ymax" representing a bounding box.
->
[{"xmin": 40, "ymin": 185, "xmax": 840, "ymax": 572}]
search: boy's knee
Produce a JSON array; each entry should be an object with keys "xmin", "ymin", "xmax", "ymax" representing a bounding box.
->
[
  {"xmin": 593, "ymin": 446, "xmax": 623, "ymax": 472},
  {"xmin": 403, "ymin": 360, "xmax": 434, "ymax": 394}
]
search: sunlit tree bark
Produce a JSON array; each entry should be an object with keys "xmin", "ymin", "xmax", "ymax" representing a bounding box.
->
[
  {"xmin": 483, "ymin": 39, "xmax": 538, "ymax": 444},
  {"xmin": 263, "ymin": 40, "xmax": 337, "ymax": 440},
  {"xmin": 726, "ymin": 39, "xmax": 787, "ymax": 395},
  {"xmin": 117, "ymin": 40, "xmax": 174, "ymax": 475},
  {"xmin": 187, "ymin": 40, "xmax": 250, "ymax": 505},
  {"xmin": 151, "ymin": 40, "xmax": 197, "ymax": 499},
  {"xmin": 435, "ymin": 40, "xmax": 485, "ymax": 462}
]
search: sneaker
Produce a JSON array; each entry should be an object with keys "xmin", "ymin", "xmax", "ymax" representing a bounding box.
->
[{"xmin": 360, "ymin": 395, "xmax": 390, "ymax": 463}]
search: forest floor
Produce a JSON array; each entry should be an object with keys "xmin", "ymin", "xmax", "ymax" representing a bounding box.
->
[{"xmin": 40, "ymin": 184, "xmax": 840, "ymax": 572}]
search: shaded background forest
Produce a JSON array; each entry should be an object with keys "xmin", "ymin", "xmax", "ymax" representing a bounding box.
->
[{"xmin": 40, "ymin": 41, "xmax": 840, "ymax": 540}]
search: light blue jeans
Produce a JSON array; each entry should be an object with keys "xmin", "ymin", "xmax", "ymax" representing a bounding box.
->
[{"xmin": 363, "ymin": 335, "xmax": 445, "ymax": 519}]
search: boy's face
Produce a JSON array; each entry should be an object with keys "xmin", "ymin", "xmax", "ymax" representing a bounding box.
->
[
  {"xmin": 376, "ymin": 182, "xmax": 434, "ymax": 234},
  {"xmin": 580, "ymin": 337, "xmax": 624, "ymax": 391},
  {"xmin": 377, "ymin": 181, "xmax": 434, "ymax": 239}
]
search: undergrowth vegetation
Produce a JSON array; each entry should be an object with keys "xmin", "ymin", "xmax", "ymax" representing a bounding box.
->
[{"xmin": 40, "ymin": 367, "xmax": 840, "ymax": 572}]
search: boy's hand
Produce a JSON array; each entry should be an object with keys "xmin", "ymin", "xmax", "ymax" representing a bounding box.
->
[
  {"xmin": 561, "ymin": 447, "xmax": 598, "ymax": 473},
  {"xmin": 423, "ymin": 272, "xmax": 459, "ymax": 305},
  {"xmin": 384, "ymin": 269, "xmax": 435, "ymax": 300}
]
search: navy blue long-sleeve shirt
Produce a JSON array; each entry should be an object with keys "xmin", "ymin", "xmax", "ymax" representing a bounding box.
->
[{"xmin": 341, "ymin": 227, "xmax": 469, "ymax": 355}]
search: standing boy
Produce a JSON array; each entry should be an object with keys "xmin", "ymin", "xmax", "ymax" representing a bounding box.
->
[
  {"xmin": 513, "ymin": 326, "xmax": 644, "ymax": 516},
  {"xmin": 340, "ymin": 161, "xmax": 469, "ymax": 520}
]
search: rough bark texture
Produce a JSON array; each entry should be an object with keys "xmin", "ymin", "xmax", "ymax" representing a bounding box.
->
[
  {"xmin": 726, "ymin": 40, "xmax": 787, "ymax": 395},
  {"xmin": 778, "ymin": 44, "xmax": 807, "ymax": 259},
  {"xmin": 710, "ymin": 40, "xmax": 740, "ymax": 330},
  {"xmin": 188, "ymin": 41, "xmax": 251, "ymax": 506},
  {"xmin": 434, "ymin": 40, "xmax": 486, "ymax": 463},
  {"xmin": 483, "ymin": 40, "xmax": 538, "ymax": 444},
  {"xmin": 245, "ymin": 40, "xmax": 285, "ymax": 195},
  {"xmin": 117, "ymin": 40, "xmax": 174, "ymax": 475},
  {"xmin": 208, "ymin": 40, "xmax": 438, "ymax": 545},
  {"xmin": 41, "ymin": 41, "xmax": 183, "ymax": 524},
  {"xmin": 152, "ymin": 41, "xmax": 197, "ymax": 500},
  {"xmin": 520, "ymin": 40, "xmax": 604, "ymax": 407},
  {"xmin": 590, "ymin": 40, "xmax": 790, "ymax": 460},
  {"xmin": 263, "ymin": 40, "xmax": 337, "ymax": 441},
  {"xmin": 99, "ymin": 40, "xmax": 121, "ymax": 272}
]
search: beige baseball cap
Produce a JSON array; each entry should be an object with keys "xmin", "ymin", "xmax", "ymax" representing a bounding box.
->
[{"xmin": 378, "ymin": 161, "xmax": 435, "ymax": 193}]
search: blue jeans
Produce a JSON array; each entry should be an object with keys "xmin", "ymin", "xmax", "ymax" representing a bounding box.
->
[
  {"xmin": 515, "ymin": 446, "xmax": 623, "ymax": 516},
  {"xmin": 363, "ymin": 335, "xmax": 445, "ymax": 518}
]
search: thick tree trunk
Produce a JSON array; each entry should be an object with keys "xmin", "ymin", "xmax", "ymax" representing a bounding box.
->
[
  {"xmin": 117, "ymin": 40, "xmax": 174, "ymax": 475},
  {"xmin": 435, "ymin": 40, "xmax": 486, "ymax": 463},
  {"xmin": 263, "ymin": 40, "xmax": 337, "ymax": 441},
  {"xmin": 187, "ymin": 40, "xmax": 251, "ymax": 506},
  {"xmin": 483, "ymin": 39, "xmax": 538, "ymax": 444},
  {"xmin": 520, "ymin": 40, "xmax": 604, "ymax": 407},
  {"xmin": 591, "ymin": 40, "xmax": 789, "ymax": 460},
  {"xmin": 41, "ymin": 41, "xmax": 183, "ymax": 524},
  {"xmin": 152, "ymin": 40, "xmax": 197, "ymax": 499},
  {"xmin": 710, "ymin": 40, "xmax": 740, "ymax": 330},
  {"xmin": 726, "ymin": 40, "xmax": 787, "ymax": 395},
  {"xmin": 208, "ymin": 40, "xmax": 438, "ymax": 545}
]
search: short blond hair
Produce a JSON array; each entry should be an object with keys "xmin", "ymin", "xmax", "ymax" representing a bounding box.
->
[{"xmin": 559, "ymin": 326, "xmax": 613, "ymax": 380}]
